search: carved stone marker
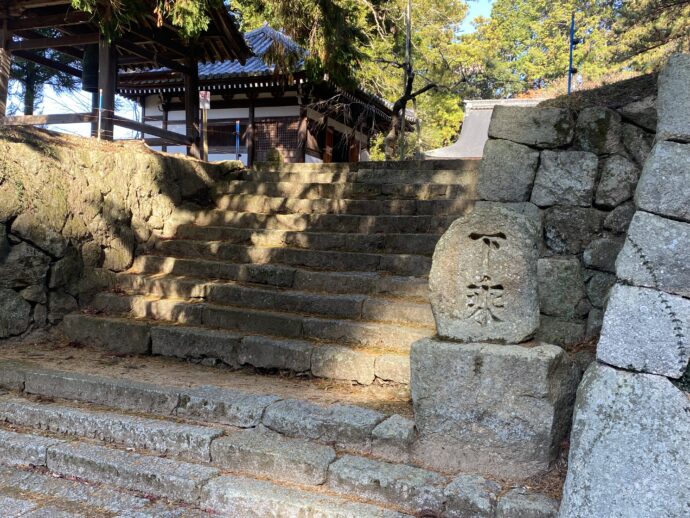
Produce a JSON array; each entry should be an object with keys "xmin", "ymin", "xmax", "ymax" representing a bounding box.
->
[{"xmin": 429, "ymin": 204, "xmax": 540, "ymax": 343}]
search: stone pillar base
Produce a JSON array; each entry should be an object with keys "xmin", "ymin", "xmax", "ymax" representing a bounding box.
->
[{"xmin": 410, "ymin": 338, "xmax": 579, "ymax": 479}]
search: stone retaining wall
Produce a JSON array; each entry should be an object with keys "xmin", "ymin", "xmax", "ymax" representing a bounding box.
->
[
  {"xmin": 478, "ymin": 87, "xmax": 657, "ymax": 349},
  {"xmin": 558, "ymin": 53, "xmax": 690, "ymax": 518},
  {"xmin": 0, "ymin": 128, "xmax": 240, "ymax": 338}
]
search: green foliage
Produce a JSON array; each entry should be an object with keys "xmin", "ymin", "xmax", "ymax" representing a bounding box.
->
[{"xmin": 70, "ymin": 0, "xmax": 223, "ymax": 39}]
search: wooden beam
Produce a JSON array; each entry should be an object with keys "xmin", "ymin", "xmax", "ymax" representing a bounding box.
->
[
  {"xmin": 8, "ymin": 33, "xmax": 99, "ymax": 51},
  {"xmin": 246, "ymin": 98, "xmax": 255, "ymax": 167},
  {"xmin": 112, "ymin": 116, "xmax": 191, "ymax": 146},
  {"xmin": 1, "ymin": 112, "xmax": 94, "ymax": 126},
  {"xmin": 115, "ymin": 40, "xmax": 190, "ymax": 75},
  {"xmin": 12, "ymin": 50, "xmax": 81, "ymax": 77},
  {"xmin": 98, "ymin": 35, "xmax": 117, "ymax": 140},
  {"xmin": 8, "ymin": 11, "xmax": 91, "ymax": 31},
  {"xmin": 128, "ymin": 29, "xmax": 187, "ymax": 58},
  {"xmin": 184, "ymin": 55, "xmax": 200, "ymax": 159}
]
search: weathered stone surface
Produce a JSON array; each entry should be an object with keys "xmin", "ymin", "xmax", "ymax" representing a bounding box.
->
[
  {"xmin": 374, "ymin": 355, "xmax": 410, "ymax": 384},
  {"xmin": 543, "ymin": 206, "xmax": 604, "ymax": 254},
  {"xmin": 537, "ymin": 257, "xmax": 590, "ymax": 319},
  {"xmin": 595, "ymin": 155, "xmax": 640, "ymax": 208},
  {"xmin": 0, "ymin": 396, "xmax": 223, "ymax": 462},
  {"xmin": 444, "ymin": 474, "xmax": 501, "ymax": 518},
  {"xmin": 410, "ymin": 339, "xmax": 579, "ymax": 478},
  {"xmin": 47, "ymin": 291, "xmax": 78, "ymax": 324},
  {"xmin": 622, "ymin": 123, "xmax": 654, "ymax": 167},
  {"xmin": 20, "ymin": 285, "xmax": 46, "ymax": 303},
  {"xmin": 603, "ymin": 201, "xmax": 635, "ymax": 234},
  {"xmin": 0, "ymin": 288, "xmax": 31, "ymax": 337},
  {"xmin": 0, "ymin": 464, "xmax": 151, "ymax": 513},
  {"xmin": 151, "ymin": 325, "xmax": 241, "ymax": 366},
  {"xmin": 617, "ymin": 211, "xmax": 690, "ymax": 298},
  {"xmin": 210, "ymin": 427, "xmax": 336, "ymax": 485},
  {"xmin": 0, "ymin": 242, "xmax": 50, "ymax": 289},
  {"xmin": 176, "ymin": 385, "xmax": 279, "ymax": 428},
  {"xmin": 586, "ymin": 270, "xmax": 616, "ymax": 308},
  {"xmin": 619, "ymin": 95, "xmax": 657, "ymax": 132},
  {"xmin": 0, "ymin": 360, "xmax": 28, "ymax": 390},
  {"xmin": 11, "ymin": 213, "xmax": 67, "ymax": 257},
  {"xmin": 583, "ymin": 236, "xmax": 624, "ymax": 272},
  {"xmin": 530, "ymin": 151, "xmax": 598, "ymax": 207},
  {"xmin": 575, "ymin": 107, "xmax": 625, "ymax": 155},
  {"xmin": 636, "ymin": 141, "xmax": 690, "ymax": 222},
  {"xmin": 496, "ymin": 488, "xmax": 559, "ymax": 518},
  {"xmin": 48, "ymin": 250, "xmax": 82, "ymax": 293},
  {"xmin": 0, "ymin": 496, "xmax": 36, "ymax": 517},
  {"xmin": 0, "ymin": 429, "xmax": 62, "ymax": 467},
  {"xmin": 200, "ymin": 474, "xmax": 405, "ymax": 518},
  {"xmin": 372, "ymin": 415, "xmax": 415, "ymax": 461},
  {"xmin": 328, "ymin": 454, "xmax": 446, "ymax": 514},
  {"xmin": 430, "ymin": 205, "xmax": 540, "ymax": 343},
  {"xmin": 488, "ymin": 106, "xmax": 575, "ymax": 148},
  {"xmin": 477, "ymin": 139, "xmax": 539, "ymax": 202},
  {"xmin": 311, "ymin": 346, "xmax": 375, "ymax": 385},
  {"xmin": 535, "ymin": 316, "xmax": 586, "ymax": 347},
  {"xmin": 0, "ymin": 224, "xmax": 8, "ymax": 260},
  {"xmin": 63, "ymin": 314, "xmax": 151, "ymax": 354},
  {"xmin": 586, "ymin": 308, "xmax": 604, "ymax": 338},
  {"xmin": 238, "ymin": 335, "xmax": 311, "ymax": 372},
  {"xmin": 560, "ymin": 364, "xmax": 690, "ymax": 518},
  {"xmin": 262, "ymin": 399, "xmax": 384, "ymax": 449},
  {"xmin": 597, "ymin": 284, "xmax": 690, "ymax": 378},
  {"xmin": 656, "ymin": 53, "xmax": 690, "ymax": 142},
  {"xmin": 47, "ymin": 441, "xmax": 220, "ymax": 504},
  {"xmin": 24, "ymin": 368, "xmax": 179, "ymax": 414}
]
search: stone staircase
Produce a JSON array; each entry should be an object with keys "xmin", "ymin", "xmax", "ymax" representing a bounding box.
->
[
  {"xmin": 64, "ymin": 160, "xmax": 478, "ymax": 386},
  {"xmin": 0, "ymin": 160, "xmax": 561, "ymax": 516}
]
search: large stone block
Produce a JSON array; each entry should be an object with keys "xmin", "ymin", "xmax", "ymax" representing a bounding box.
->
[
  {"xmin": 636, "ymin": 141, "xmax": 690, "ymax": 222},
  {"xmin": 619, "ymin": 95, "xmax": 657, "ymax": 132},
  {"xmin": 477, "ymin": 139, "xmax": 539, "ymax": 202},
  {"xmin": 583, "ymin": 235, "xmax": 624, "ymax": 273},
  {"xmin": 530, "ymin": 150, "xmax": 598, "ymax": 207},
  {"xmin": 560, "ymin": 364, "xmax": 690, "ymax": 518},
  {"xmin": 594, "ymin": 155, "xmax": 640, "ymax": 209},
  {"xmin": 537, "ymin": 257, "xmax": 589, "ymax": 319},
  {"xmin": 488, "ymin": 106, "xmax": 575, "ymax": 148},
  {"xmin": 535, "ymin": 316, "xmax": 586, "ymax": 347},
  {"xmin": 621, "ymin": 123, "xmax": 654, "ymax": 167},
  {"xmin": 0, "ymin": 242, "xmax": 50, "ymax": 289},
  {"xmin": 617, "ymin": 211, "xmax": 690, "ymax": 298},
  {"xmin": 429, "ymin": 204, "xmax": 540, "ymax": 343},
  {"xmin": 597, "ymin": 284, "xmax": 690, "ymax": 378},
  {"xmin": 543, "ymin": 206, "xmax": 604, "ymax": 254},
  {"xmin": 575, "ymin": 107, "xmax": 625, "ymax": 155},
  {"xmin": 410, "ymin": 339, "xmax": 579, "ymax": 479},
  {"xmin": 656, "ymin": 53, "xmax": 690, "ymax": 142},
  {"xmin": 11, "ymin": 213, "xmax": 67, "ymax": 258},
  {"xmin": 0, "ymin": 288, "xmax": 31, "ymax": 338}
]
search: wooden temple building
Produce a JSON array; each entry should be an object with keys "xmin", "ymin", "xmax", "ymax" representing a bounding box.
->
[{"xmin": 0, "ymin": 2, "xmax": 399, "ymax": 165}]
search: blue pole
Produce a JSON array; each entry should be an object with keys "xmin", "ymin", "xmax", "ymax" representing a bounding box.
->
[
  {"xmin": 568, "ymin": 13, "xmax": 575, "ymax": 96},
  {"xmin": 235, "ymin": 119, "xmax": 240, "ymax": 160}
]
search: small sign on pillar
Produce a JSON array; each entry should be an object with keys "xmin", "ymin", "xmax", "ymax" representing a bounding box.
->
[{"xmin": 199, "ymin": 91, "xmax": 211, "ymax": 161}]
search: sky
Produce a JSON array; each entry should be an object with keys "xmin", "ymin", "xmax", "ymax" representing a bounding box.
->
[{"xmin": 12, "ymin": 0, "xmax": 495, "ymax": 138}]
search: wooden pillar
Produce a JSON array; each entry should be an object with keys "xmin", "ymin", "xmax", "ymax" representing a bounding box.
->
[
  {"xmin": 98, "ymin": 35, "xmax": 117, "ymax": 140},
  {"xmin": 0, "ymin": 20, "xmax": 10, "ymax": 117},
  {"xmin": 297, "ymin": 104, "xmax": 308, "ymax": 163},
  {"xmin": 90, "ymin": 91, "xmax": 99, "ymax": 137},
  {"xmin": 139, "ymin": 95, "xmax": 146, "ymax": 140},
  {"xmin": 184, "ymin": 56, "xmax": 200, "ymax": 159},
  {"xmin": 246, "ymin": 98, "xmax": 255, "ymax": 168}
]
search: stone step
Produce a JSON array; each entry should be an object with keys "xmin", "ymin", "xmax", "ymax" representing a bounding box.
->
[
  {"xmin": 173, "ymin": 226, "xmax": 440, "ymax": 256},
  {"xmin": 115, "ymin": 273, "xmax": 434, "ymax": 326},
  {"xmin": 0, "ymin": 429, "xmax": 406, "ymax": 516},
  {"xmin": 64, "ymin": 314, "xmax": 412, "ymax": 384},
  {"xmin": 86, "ymin": 292, "xmax": 432, "ymax": 352},
  {"xmin": 130, "ymin": 256, "xmax": 430, "ymax": 298},
  {"xmin": 218, "ymin": 180, "xmax": 468, "ymax": 200},
  {"xmin": 190, "ymin": 210, "xmax": 456, "ymax": 234},
  {"xmin": 154, "ymin": 240, "xmax": 432, "ymax": 277},
  {"xmin": 0, "ymin": 464, "xmax": 214, "ymax": 517},
  {"xmin": 0, "ymin": 360, "xmax": 400, "ymax": 451},
  {"xmin": 214, "ymin": 194, "xmax": 471, "ymax": 216}
]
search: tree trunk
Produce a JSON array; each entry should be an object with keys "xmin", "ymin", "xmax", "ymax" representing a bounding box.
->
[{"xmin": 24, "ymin": 77, "xmax": 35, "ymax": 116}]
